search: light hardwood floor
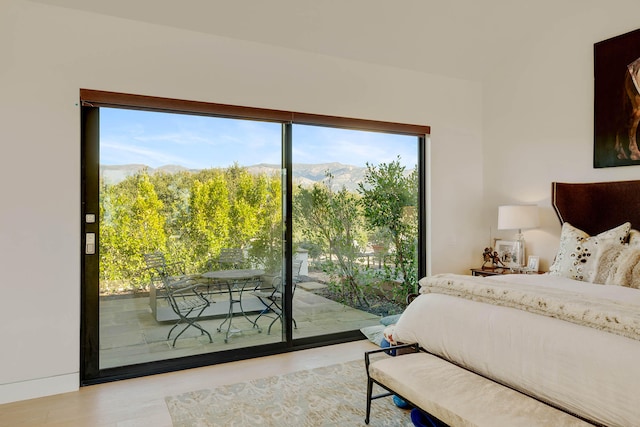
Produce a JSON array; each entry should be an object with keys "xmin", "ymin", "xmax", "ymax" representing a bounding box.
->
[{"xmin": 0, "ymin": 340, "xmax": 378, "ymax": 427}]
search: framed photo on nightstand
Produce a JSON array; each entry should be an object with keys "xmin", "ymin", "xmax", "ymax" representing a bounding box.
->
[
  {"xmin": 527, "ymin": 255, "xmax": 540, "ymax": 272},
  {"xmin": 494, "ymin": 239, "xmax": 518, "ymax": 265}
]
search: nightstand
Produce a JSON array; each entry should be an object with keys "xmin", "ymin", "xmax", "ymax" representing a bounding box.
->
[
  {"xmin": 471, "ymin": 267, "xmax": 545, "ymax": 277},
  {"xmin": 470, "ymin": 267, "xmax": 511, "ymax": 277}
]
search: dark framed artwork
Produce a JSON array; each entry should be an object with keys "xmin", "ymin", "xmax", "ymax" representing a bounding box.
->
[{"xmin": 594, "ymin": 28, "xmax": 640, "ymax": 168}]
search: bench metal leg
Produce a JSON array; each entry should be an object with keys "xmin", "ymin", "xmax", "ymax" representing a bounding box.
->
[{"xmin": 364, "ymin": 343, "xmax": 421, "ymax": 424}]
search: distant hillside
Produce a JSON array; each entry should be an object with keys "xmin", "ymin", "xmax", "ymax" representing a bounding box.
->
[
  {"xmin": 248, "ymin": 162, "xmax": 367, "ymax": 191},
  {"xmin": 100, "ymin": 162, "xmax": 368, "ymax": 191},
  {"xmin": 100, "ymin": 164, "xmax": 198, "ymax": 185}
]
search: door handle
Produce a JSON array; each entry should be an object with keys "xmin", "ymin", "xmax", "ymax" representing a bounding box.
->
[{"xmin": 86, "ymin": 232, "xmax": 95, "ymax": 255}]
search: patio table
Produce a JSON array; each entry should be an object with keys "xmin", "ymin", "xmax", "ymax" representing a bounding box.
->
[{"xmin": 202, "ymin": 269, "xmax": 265, "ymax": 342}]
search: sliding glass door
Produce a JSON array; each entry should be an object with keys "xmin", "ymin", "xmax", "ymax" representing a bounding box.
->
[
  {"xmin": 81, "ymin": 89, "xmax": 428, "ymax": 385},
  {"xmin": 291, "ymin": 124, "xmax": 421, "ymax": 340},
  {"xmin": 97, "ymin": 108, "xmax": 285, "ymax": 367}
]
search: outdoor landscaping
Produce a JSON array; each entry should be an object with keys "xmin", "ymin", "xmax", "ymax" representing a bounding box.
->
[{"xmin": 99, "ymin": 158, "xmax": 418, "ymax": 316}]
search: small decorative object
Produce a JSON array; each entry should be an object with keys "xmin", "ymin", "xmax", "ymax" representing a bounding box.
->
[
  {"xmin": 482, "ymin": 247, "xmax": 492, "ymax": 267},
  {"xmin": 482, "ymin": 247, "xmax": 505, "ymax": 268},
  {"xmin": 527, "ymin": 255, "xmax": 540, "ymax": 272}
]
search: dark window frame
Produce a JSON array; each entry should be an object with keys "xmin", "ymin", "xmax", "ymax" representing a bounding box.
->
[{"xmin": 80, "ymin": 89, "xmax": 430, "ymax": 385}]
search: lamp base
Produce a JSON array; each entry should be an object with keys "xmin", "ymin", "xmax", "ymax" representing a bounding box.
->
[{"xmin": 514, "ymin": 232, "xmax": 526, "ymax": 268}]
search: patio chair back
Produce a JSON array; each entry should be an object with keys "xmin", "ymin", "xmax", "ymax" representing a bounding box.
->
[
  {"xmin": 207, "ymin": 248, "xmax": 245, "ymax": 270},
  {"xmin": 144, "ymin": 251, "xmax": 193, "ymax": 321},
  {"xmin": 144, "ymin": 251, "xmax": 186, "ymax": 284}
]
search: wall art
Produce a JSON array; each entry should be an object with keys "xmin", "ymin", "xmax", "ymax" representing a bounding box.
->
[{"xmin": 594, "ymin": 28, "xmax": 640, "ymax": 168}]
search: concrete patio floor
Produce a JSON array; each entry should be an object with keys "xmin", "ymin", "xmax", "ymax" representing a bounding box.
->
[{"xmin": 99, "ymin": 279, "xmax": 380, "ymax": 369}]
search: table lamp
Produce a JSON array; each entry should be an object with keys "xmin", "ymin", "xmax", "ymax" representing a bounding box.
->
[{"xmin": 497, "ymin": 205, "xmax": 540, "ymax": 267}]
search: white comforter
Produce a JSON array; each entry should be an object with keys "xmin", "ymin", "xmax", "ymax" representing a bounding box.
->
[{"xmin": 393, "ymin": 274, "xmax": 640, "ymax": 427}]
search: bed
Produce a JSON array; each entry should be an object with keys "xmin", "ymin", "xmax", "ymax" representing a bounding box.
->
[{"xmin": 389, "ymin": 180, "xmax": 640, "ymax": 427}]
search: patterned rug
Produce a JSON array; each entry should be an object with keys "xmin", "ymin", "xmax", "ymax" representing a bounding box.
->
[{"xmin": 165, "ymin": 359, "xmax": 413, "ymax": 426}]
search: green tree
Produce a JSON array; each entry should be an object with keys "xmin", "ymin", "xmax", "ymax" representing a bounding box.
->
[
  {"xmin": 100, "ymin": 171, "xmax": 167, "ymax": 290},
  {"xmin": 225, "ymin": 164, "xmax": 264, "ymax": 249},
  {"xmin": 249, "ymin": 173, "xmax": 283, "ymax": 273},
  {"xmin": 294, "ymin": 173, "xmax": 367, "ymax": 305},
  {"xmin": 358, "ymin": 157, "xmax": 418, "ymax": 299},
  {"xmin": 186, "ymin": 173, "xmax": 231, "ymax": 268},
  {"xmin": 148, "ymin": 170, "xmax": 195, "ymax": 269}
]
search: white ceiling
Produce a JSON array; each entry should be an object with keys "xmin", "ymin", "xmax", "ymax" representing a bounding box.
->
[{"xmin": 30, "ymin": 0, "xmax": 591, "ymax": 81}]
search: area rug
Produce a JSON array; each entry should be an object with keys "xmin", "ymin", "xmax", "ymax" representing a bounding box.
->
[{"xmin": 165, "ymin": 359, "xmax": 413, "ymax": 426}]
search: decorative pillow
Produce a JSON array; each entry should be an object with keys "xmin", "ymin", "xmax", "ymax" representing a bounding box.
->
[
  {"xmin": 359, "ymin": 324, "xmax": 385, "ymax": 346},
  {"xmin": 380, "ymin": 313, "xmax": 402, "ymax": 326},
  {"xmin": 548, "ymin": 222, "xmax": 631, "ymax": 281},
  {"xmin": 591, "ymin": 242, "xmax": 640, "ymax": 288}
]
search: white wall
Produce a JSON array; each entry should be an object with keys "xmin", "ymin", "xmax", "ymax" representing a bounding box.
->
[
  {"xmin": 0, "ymin": 0, "xmax": 483, "ymax": 402},
  {"xmin": 483, "ymin": 3, "xmax": 640, "ymax": 272}
]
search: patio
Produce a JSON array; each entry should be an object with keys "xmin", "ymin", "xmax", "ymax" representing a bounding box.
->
[{"xmin": 99, "ymin": 275, "xmax": 381, "ymax": 369}]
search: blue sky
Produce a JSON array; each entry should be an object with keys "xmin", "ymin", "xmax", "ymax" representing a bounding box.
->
[{"xmin": 100, "ymin": 107, "xmax": 418, "ymax": 169}]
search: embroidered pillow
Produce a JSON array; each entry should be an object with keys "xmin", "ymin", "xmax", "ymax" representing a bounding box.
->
[{"xmin": 548, "ymin": 222, "xmax": 631, "ymax": 281}]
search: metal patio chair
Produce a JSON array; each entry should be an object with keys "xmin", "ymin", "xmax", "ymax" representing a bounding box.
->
[
  {"xmin": 251, "ymin": 275, "xmax": 298, "ymax": 334},
  {"xmin": 162, "ymin": 275, "xmax": 213, "ymax": 347},
  {"xmin": 144, "ymin": 251, "xmax": 193, "ymax": 321}
]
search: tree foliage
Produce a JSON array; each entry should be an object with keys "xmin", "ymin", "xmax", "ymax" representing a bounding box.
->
[
  {"xmin": 247, "ymin": 174, "xmax": 283, "ymax": 273},
  {"xmin": 100, "ymin": 172, "xmax": 167, "ymax": 289},
  {"xmin": 98, "ymin": 160, "xmax": 418, "ymax": 303},
  {"xmin": 358, "ymin": 157, "xmax": 418, "ymax": 297},
  {"xmin": 98, "ymin": 167, "xmax": 282, "ymax": 292},
  {"xmin": 294, "ymin": 173, "xmax": 369, "ymax": 305}
]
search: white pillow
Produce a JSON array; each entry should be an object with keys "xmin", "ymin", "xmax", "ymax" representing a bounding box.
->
[
  {"xmin": 591, "ymin": 242, "xmax": 640, "ymax": 288},
  {"xmin": 548, "ymin": 222, "xmax": 631, "ymax": 281}
]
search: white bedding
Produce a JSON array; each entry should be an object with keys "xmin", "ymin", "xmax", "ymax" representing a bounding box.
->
[{"xmin": 393, "ymin": 274, "xmax": 640, "ymax": 427}]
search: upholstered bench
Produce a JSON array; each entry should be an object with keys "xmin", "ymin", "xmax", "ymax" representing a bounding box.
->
[{"xmin": 365, "ymin": 345, "xmax": 592, "ymax": 427}]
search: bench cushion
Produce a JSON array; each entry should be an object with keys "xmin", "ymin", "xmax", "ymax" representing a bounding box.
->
[{"xmin": 369, "ymin": 352, "xmax": 591, "ymax": 427}]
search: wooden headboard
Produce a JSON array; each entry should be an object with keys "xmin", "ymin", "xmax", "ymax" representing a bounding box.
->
[{"xmin": 552, "ymin": 180, "xmax": 640, "ymax": 235}]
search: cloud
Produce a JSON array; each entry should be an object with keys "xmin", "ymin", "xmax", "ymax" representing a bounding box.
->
[
  {"xmin": 100, "ymin": 140, "xmax": 195, "ymax": 168},
  {"xmin": 99, "ymin": 108, "xmax": 418, "ymax": 169}
]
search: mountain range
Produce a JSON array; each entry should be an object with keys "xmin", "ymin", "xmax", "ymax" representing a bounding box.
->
[{"xmin": 100, "ymin": 162, "xmax": 368, "ymax": 191}]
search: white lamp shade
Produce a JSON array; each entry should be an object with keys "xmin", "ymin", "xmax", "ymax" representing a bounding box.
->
[{"xmin": 497, "ymin": 205, "xmax": 540, "ymax": 231}]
